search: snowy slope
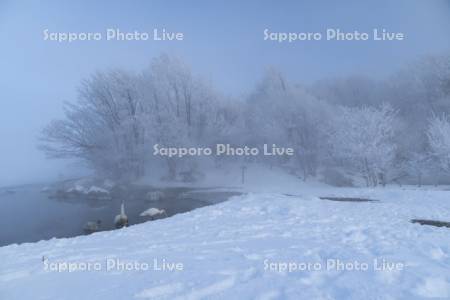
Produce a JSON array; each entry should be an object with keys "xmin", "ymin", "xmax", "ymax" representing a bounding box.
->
[{"xmin": 1, "ymin": 188, "xmax": 450, "ymax": 299}]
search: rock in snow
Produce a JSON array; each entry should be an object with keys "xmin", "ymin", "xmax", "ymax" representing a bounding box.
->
[
  {"xmin": 86, "ymin": 186, "xmax": 109, "ymax": 194},
  {"xmin": 86, "ymin": 186, "xmax": 111, "ymax": 200},
  {"xmin": 66, "ymin": 184, "xmax": 86, "ymax": 194}
]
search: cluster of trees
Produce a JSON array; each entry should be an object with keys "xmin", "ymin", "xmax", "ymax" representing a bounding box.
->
[
  {"xmin": 41, "ymin": 53, "xmax": 450, "ymax": 186},
  {"xmin": 41, "ymin": 55, "xmax": 236, "ymax": 181}
]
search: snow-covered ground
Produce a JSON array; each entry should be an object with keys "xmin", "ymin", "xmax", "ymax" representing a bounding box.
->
[{"xmin": 1, "ymin": 167, "xmax": 450, "ymax": 299}]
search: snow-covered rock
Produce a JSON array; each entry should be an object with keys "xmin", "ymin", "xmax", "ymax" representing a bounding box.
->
[
  {"xmin": 86, "ymin": 186, "xmax": 109, "ymax": 194},
  {"xmin": 66, "ymin": 184, "xmax": 86, "ymax": 194},
  {"xmin": 86, "ymin": 186, "xmax": 111, "ymax": 200}
]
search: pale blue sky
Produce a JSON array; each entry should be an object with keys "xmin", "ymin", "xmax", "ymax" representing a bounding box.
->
[{"xmin": 0, "ymin": 0, "xmax": 449, "ymax": 186}]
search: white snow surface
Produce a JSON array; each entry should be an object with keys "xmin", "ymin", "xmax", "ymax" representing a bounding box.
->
[{"xmin": 1, "ymin": 167, "xmax": 450, "ymax": 299}]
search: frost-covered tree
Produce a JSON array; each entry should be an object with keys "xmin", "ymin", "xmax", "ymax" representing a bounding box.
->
[
  {"xmin": 41, "ymin": 70, "xmax": 147, "ymax": 179},
  {"xmin": 41, "ymin": 54, "xmax": 223, "ymax": 181},
  {"xmin": 384, "ymin": 54, "xmax": 450, "ymax": 170},
  {"xmin": 427, "ymin": 114, "xmax": 450, "ymax": 174},
  {"xmin": 327, "ymin": 104, "xmax": 398, "ymax": 186},
  {"xmin": 311, "ymin": 75, "xmax": 384, "ymax": 107},
  {"xmin": 245, "ymin": 69, "xmax": 329, "ymax": 179},
  {"xmin": 39, "ymin": 52, "xmax": 450, "ymax": 185},
  {"xmin": 142, "ymin": 54, "xmax": 224, "ymax": 179}
]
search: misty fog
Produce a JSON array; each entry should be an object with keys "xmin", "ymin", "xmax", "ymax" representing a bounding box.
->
[{"xmin": 1, "ymin": 0, "xmax": 449, "ymax": 187}]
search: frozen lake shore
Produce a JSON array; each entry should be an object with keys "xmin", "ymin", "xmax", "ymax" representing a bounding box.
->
[
  {"xmin": 0, "ymin": 181, "xmax": 241, "ymax": 247},
  {"xmin": 1, "ymin": 174, "xmax": 450, "ymax": 299}
]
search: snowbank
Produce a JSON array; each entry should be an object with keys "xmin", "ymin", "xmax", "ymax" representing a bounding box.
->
[{"xmin": 1, "ymin": 190, "xmax": 450, "ymax": 299}]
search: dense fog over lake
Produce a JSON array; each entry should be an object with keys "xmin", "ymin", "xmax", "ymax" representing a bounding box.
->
[{"xmin": 1, "ymin": 0, "xmax": 449, "ymax": 187}]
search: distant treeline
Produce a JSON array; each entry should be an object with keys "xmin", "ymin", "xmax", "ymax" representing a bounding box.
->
[{"xmin": 40, "ymin": 53, "xmax": 450, "ymax": 186}]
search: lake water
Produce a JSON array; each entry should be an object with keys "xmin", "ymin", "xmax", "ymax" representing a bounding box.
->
[{"xmin": 0, "ymin": 184, "xmax": 241, "ymax": 247}]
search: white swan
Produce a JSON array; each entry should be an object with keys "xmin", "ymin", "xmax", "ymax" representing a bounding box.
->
[
  {"xmin": 83, "ymin": 220, "xmax": 101, "ymax": 233},
  {"xmin": 140, "ymin": 207, "xmax": 168, "ymax": 220},
  {"xmin": 114, "ymin": 202, "xmax": 128, "ymax": 228}
]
